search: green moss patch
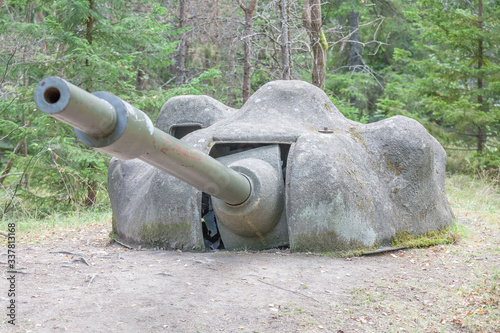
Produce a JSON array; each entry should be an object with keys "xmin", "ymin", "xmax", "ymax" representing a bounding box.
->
[
  {"xmin": 386, "ymin": 159, "xmax": 402, "ymax": 176},
  {"xmin": 111, "ymin": 211, "xmax": 118, "ymax": 235},
  {"xmin": 391, "ymin": 225, "xmax": 457, "ymax": 249},
  {"xmin": 138, "ymin": 221, "xmax": 198, "ymax": 250},
  {"xmin": 291, "ymin": 231, "xmax": 379, "ymax": 257}
]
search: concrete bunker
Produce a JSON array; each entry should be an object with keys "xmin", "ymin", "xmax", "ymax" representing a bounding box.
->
[
  {"xmin": 35, "ymin": 77, "xmax": 454, "ymax": 252},
  {"xmin": 169, "ymin": 124, "xmax": 203, "ymax": 139}
]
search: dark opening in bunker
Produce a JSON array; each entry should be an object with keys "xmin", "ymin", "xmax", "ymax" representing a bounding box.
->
[
  {"xmin": 201, "ymin": 193, "xmax": 222, "ymax": 250},
  {"xmin": 201, "ymin": 143, "xmax": 291, "ymax": 251},
  {"xmin": 169, "ymin": 124, "xmax": 203, "ymax": 139}
]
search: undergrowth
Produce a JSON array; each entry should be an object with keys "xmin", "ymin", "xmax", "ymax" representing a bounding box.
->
[
  {"xmin": 0, "ymin": 210, "xmax": 112, "ymax": 244},
  {"xmin": 446, "ymin": 171, "xmax": 500, "ymax": 217}
]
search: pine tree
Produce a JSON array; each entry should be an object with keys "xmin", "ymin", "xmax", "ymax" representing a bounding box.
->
[
  {"xmin": 0, "ymin": 0, "xmax": 179, "ymax": 215},
  {"xmin": 415, "ymin": 0, "xmax": 500, "ymax": 167}
]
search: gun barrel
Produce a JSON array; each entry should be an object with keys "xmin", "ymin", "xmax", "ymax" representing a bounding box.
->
[
  {"xmin": 34, "ymin": 77, "xmax": 118, "ymax": 137},
  {"xmin": 34, "ymin": 77, "xmax": 251, "ymax": 205}
]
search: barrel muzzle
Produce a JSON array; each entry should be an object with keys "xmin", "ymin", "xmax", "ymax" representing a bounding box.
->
[{"xmin": 35, "ymin": 77, "xmax": 252, "ymax": 206}]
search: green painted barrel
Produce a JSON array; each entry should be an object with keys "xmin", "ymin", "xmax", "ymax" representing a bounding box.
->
[{"xmin": 34, "ymin": 77, "xmax": 251, "ymax": 206}]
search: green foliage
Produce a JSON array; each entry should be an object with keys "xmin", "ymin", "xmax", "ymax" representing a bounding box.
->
[
  {"xmin": 326, "ymin": 0, "xmax": 499, "ymax": 173},
  {"xmin": 2, "ymin": 0, "xmax": 500, "ymax": 220},
  {"xmin": 322, "ymin": 0, "xmax": 499, "ymax": 172},
  {"xmin": 0, "ymin": 0, "xmax": 216, "ymax": 218},
  {"xmin": 325, "ymin": 71, "xmax": 381, "ymax": 123},
  {"xmin": 133, "ymin": 68, "xmax": 222, "ymax": 119},
  {"xmin": 411, "ymin": 0, "xmax": 500, "ymax": 169}
]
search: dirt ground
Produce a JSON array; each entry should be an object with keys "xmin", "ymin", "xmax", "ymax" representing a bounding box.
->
[{"xmin": 1, "ymin": 209, "xmax": 499, "ymax": 333}]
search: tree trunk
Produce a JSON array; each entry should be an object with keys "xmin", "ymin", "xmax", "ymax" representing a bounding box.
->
[
  {"xmin": 0, "ymin": 116, "xmax": 32, "ymax": 185},
  {"xmin": 175, "ymin": 0, "xmax": 188, "ymax": 87},
  {"xmin": 476, "ymin": 0, "xmax": 485, "ymax": 152},
  {"xmin": 34, "ymin": 6, "xmax": 48, "ymax": 54},
  {"xmin": 85, "ymin": 180, "xmax": 98, "ymax": 207},
  {"xmin": 136, "ymin": 68, "xmax": 147, "ymax": 90},
  {"xmin": 82, "ymin": 0, "xmax": 98, "ymax": 205},
  {"xmin": 226, "ymin": 8, "xmax": 237, "ymax": 107},
  {"xmin": 240, "ymin": 0, "xmax": 258, "ymax": 104},
  {"xmin": 303, "ymin": 0, "xmax": 326, "ymax": 89},
  {"xmin": 348, "ymin": 11, "xmax": 363, "ymax": 114},
  {"xmin": 227, "ymin": 42, "xmax": 236, "ymax": 107},
  {"xmin": 85, "ymin": 0, "xmax": 94, "ymax": 67},
  {"xmin": 84, "ymin": 0, "xmax": 95, "ymax": 92},
  {"xmin": 21, "ymin": 116, "xmax": 29, "ymax": 189},
  {"xmin": 348, "ymin": 10, "xmax": 362, "ymax": 70},
  {"xmin": 135, "ymin": 2, "xmax": 147, "ymax": 90},
  {"xmin": 212, "ymin": 0, "xmax": 220, "ymax": 98},
  {"xmin": 0, "ymin": 141, "xmax": 23, "ymax": 186},
  {"xmin": 83, "ymin": 162, "xmax": 98, "ymax": 207},
  {"xmin": 279, "ymin": 0, "xmax": 291, "ymax": 80}
]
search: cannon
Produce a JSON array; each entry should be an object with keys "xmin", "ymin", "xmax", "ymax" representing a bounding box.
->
[{"xmin": 35, "ymin": 77, "xmax": 454, "ymax": 252}]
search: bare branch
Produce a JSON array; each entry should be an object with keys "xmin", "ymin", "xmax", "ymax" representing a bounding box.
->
[
  {"xmin": 0, "ymin": 123, "xmax": 29, "ymax": 141},
  {"xmin": 1, "ymin": 48, "xmax": 17, "ymax": 86},
  {"xmin": 0, "ymin": 95, "xmax": 18, "ymax": 118}
]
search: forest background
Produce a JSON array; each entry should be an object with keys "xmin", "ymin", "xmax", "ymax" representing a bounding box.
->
[{"xmin": 0, "ymin": 0, "xmax": 499, "ymax": 219}]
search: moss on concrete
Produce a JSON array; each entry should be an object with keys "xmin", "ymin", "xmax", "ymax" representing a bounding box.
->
[
  {"xmin": 386, "ymin": 159, "xmax": 402, "ymax": 176},
  {"xmin": 109, "ymin": 212, "xmax": 120, "ymax": 241},
  {"xmin": 138, "ymin": 221, "xmax": 201, "ymax": 250},
  {"xmin": 108, "ymin": 230, "xmax": 119, "ymax": 240},
  {"xmin": 111, "ymin": 211, "xmax": 118, "ymax": 235},
  {"xmin": 391, "ymin": 226, "xmax": 456, "ymax": 248},
  {"xmin": 384, "ymin": 152, "xmax": 403, "ymax": 176},
  {"xmin": 290, "ymin": 231, "xmax": 378, "ymax": 256},
  {"xmin": 291, "ymin": 225, "xmax": 456, "ymax": 257},
  {"xmin": 349, "ymin": 129, "xmax": 366, "ymax": 146}
]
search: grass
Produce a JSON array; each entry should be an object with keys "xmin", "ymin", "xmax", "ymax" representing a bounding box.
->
[
  {"xmin": 446, "ymin": 172, "xmax": 500, "ymax": 217},
  {"xmin": 0, "ymin": 209, "xmax": 112, "ymax": 244},
  {"xmin": 445, "ymin": 173, "xmax": 500, "ymax": 331},
  {"xmin": 445, "ymin": 173, "xmax": 500, "ymax": 330}
]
